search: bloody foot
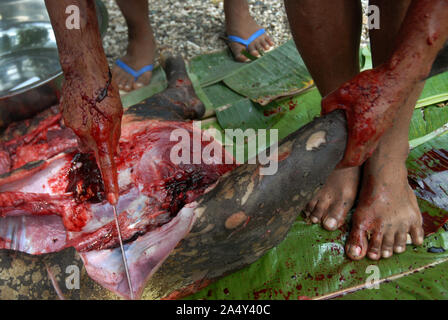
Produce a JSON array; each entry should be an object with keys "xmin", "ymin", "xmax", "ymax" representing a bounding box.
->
[
  {"xmin": 112, "ymin": 0, "xmax": 157, "ymax": 92},
  {"xmin": 224, "ymin": 0, "xmax": 274, "ymax": 62},
  {"xmin": 345, "ymin": 154, "xmax": 424, "ymax": 261},
  {"xmin": 305, "ymin": 167, "xmax": 360, "ymax": 231}
]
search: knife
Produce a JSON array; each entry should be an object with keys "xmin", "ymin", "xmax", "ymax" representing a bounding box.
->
[{"xmin": 112, "ymin": 204, "xmax": 134, "ymax": 299}]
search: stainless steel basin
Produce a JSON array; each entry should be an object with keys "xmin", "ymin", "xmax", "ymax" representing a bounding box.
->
[{"xmin": 0, "ymin": 0, "xmax": 108, "ymax": 128}]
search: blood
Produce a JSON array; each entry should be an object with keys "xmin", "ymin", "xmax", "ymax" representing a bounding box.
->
[
  {"xmin": 66, "ymin": 153, "xmax": 105, "ymax": 203},
  {"xmin": 253, "ymin": 288, "xmax": 269, "ymax": 300},
  {"xmin": 421, "ymin": 210, "xmax": 448, "ymax": 236},
  {"xmin": 288, "ymin": 99, "xmax": 297, "ymax": 111},
  {"xmin": 321, "ymin": 0, "xmax": 448, "ymax": 168},
  {"xmin": 263, "ymin": 106, "xmax": 282, "ymax": 117},
  {"xmin": 0, "ymin": 237, "xmax": 11, "ymax": 248},
  {"xmin": 314, "ymin": 274, "xmax": 325, "ymax": 281},
  {"xmin": 0, "ymin": 111, "xmax": 78, "ymax": 171},
  {"xmin": 416, "ymin": 149, "xmax": 448, "ymax": 173}
]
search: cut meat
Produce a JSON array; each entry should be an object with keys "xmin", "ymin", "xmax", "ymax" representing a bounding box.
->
[
  {"xmin": 0, "ymin": 108, "xmax": 235, "ymax": 298},
  {"xmin": 0, "ymin": 56, "xmax": 349, "ymax": 300},
  {"xmin": 0, "ymin": 56, "xmax": 237, "ymax": 299},
  {"xmin": 0, "ymin": 114, "xmax": 235, "ymax": 254}
]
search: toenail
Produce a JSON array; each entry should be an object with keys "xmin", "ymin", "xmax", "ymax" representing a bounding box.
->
[
  {"xmin": 368, "ymin": 252, "xmax": 378, "ymax": 259},
  {"xmin": 349, "ymin": 245, "xmax": 361, "ymax": 257},
  {"xmin": 311, "ymin": 217, "xmax": 319, "ymax": 223},
  {"xmin": 382, "ymin": 250, "xmax": 391, "ymax": 258},
  {"xmin": 395, "ymin": 246, "xmax": 404, "ymax": 253},
  {"xmin": 325, "ymin": 217, "xmax": 337, "ymax": 229}
]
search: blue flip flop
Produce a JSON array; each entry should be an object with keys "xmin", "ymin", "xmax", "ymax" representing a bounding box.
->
[
  {"xmin": 227, "ymin": 28, "xmax": 266, "ymax": 49},
  {"xmin": 115, "ymin": 59, "xmax": 154, "ymax": 82}
]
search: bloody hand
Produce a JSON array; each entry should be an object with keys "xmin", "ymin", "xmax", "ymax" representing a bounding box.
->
[
  {"xmin": 321, "ymin": 66, "xmax": 414, "ymax": 168},
  {"xmin": 61, "ymin": 70, "xmax": 123, "ymax": 205}
]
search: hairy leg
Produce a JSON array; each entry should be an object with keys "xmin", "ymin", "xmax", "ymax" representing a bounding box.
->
[
  {"xmin": 224, "ymin": 0, "xmax": 274, "ymax": 62},
  {"xmin": 285, "ymin": 0, "xmax": 362, "ymax": 231},
  {"xmin": 112, "ymin": 0, "xmax": 157, "ymax": 91},
  {"xmin": 346, "ymin": 0, "xmax": 424, "ymax": 260}
]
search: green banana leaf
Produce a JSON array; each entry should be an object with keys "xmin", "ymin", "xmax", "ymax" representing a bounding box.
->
[
  {"xmin": 187, "ymin": 107, "xmax": 448, "ymax": 301},
  {"xmin": 222, "ymin": 40, "xmax": 314, "ymax": 106},
  {"xmin": 409, "ymin": 104, "xmax": 448, "ymax": 148},
  {"xmin": 416, "ymin": 72, "xmax": 448, "ymax": 109},
  {"xmin": 336, "ymin": 257, "xmax": 448, "ymax": 300},
  {"xmin": 183, "ymin": 47, "xmax": 448, "ymax": 300},
  {"xmin": 188, "ymin": 48, "xmax": 245, "ymax": 87},
  {"xmin": 120, "ymin": 66, "xmax": 167, "ymax": 108}
]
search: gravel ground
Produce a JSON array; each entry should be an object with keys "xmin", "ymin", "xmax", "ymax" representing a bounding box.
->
[{"xmin": 102, "ymin": 0, "xmax": 370, "ymax": 64}]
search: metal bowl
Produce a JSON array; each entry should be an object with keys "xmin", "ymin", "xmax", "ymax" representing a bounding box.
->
[{"xmin": 0, "ymin": 0, "xmax": 108, "ymax": 128}]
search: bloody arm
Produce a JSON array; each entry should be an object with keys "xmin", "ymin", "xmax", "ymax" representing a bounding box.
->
[
  {"xmin": 322, "ymin": 0, "xmax": 448, "ymax": 167},
  {"xmin": 45, "ymin": 0, "xmax": 122, "ymax": 204}
]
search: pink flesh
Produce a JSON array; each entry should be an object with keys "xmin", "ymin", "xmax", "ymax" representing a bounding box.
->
[
  {"xmin": 0, "ymin": 109, "xmax": 235, "ymax": 298},
  {"xmin": 81, "ymin": 203, "xmax": 197, "ymax": 299}
]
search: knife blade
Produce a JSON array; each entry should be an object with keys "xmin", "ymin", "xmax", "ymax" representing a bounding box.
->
[{"xmin": 112, "ymin": 204, "xmax": 134, "ymax": 299}]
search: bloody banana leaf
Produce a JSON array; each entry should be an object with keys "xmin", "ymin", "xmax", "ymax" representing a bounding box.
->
[
  {"xmin": 222, "ymin": 40, "xmax": 314, "ymax": 106},
  {"xmin": 336, "ymin": 256, "xmax": 448, "ymax": 300},
  {"xmin": 186, "ymin": 86, "xmax": 448, "ymax": 301}
]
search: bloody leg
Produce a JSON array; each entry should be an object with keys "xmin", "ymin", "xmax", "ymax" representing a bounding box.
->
[
  {"xmin": 284, "ymin": 0, "xmax": 363, "ymax": 232},
  {"xmin": 45, "ymin": 0, "xmax": 122, "ymax": 204},
  {"xmin": 322, "ymin": 0, "xmax": 448, "ymax": 168}
]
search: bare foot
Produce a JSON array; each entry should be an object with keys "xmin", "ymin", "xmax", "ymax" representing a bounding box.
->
[
  {"xmin": 305, "ymin": 167, "xmax": 360, "ymax": 231},
  {"xmin": 345, "ymin": 156, "xmax": 424, "ymax": 261},
  {"xmin": 112, "ymin": 29, "xmax": 157, "ymax": 92},
  {"xmin": 224, "ymin": 0, "xmax": 274, "ymax": 62}
]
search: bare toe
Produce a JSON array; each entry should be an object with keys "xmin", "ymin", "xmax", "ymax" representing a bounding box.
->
[
  {"xmin": 261, "ymin": 37, "xmax": 272, "ymax": 51},
  {"xmin": 248, "ymin": 44, "xmax": 260, "ymax": 58},
  {"xmin": 410, "ymin": 225, "xmax": 424, "ymax": 245},
  {"xmin": 381, "ymin": 232, "xmax": 395, "ymax": 259},
  {"xmin": 310, "ymin": 201, "xmax": 328, "ymax": 224},
  {"xmin": 133, "ymin": 72, "xmax": 152, "ymax": 90},
  {"xmin": 229, "ymin": 43, "xmax": 249, "ymax": 62},
  {"xmin": 367, "ymin": 231, "xmax": 383, "ymax": 260},
  {"xmin": 323, "ymin": 201, "xmax": 348, "ymax": 231},
  {"xmin": 346, "ymin": 223, "xmax": 368, "ymax": 260},
  {"xmin": 305, "ymin": 167, "xmax": 359, "ymax": 229},
  {"xmin": 305, "ymin": 199, "xmax": 318, "ymax": 217},
  {"xmin": 394, "ymin": 232, "xmax": 407, "ymax": 253}
]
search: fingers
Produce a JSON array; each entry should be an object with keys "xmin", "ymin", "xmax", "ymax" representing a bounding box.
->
[{"xmin": 96, "ymin": 141, "xmax": 120, "ymax": 205}]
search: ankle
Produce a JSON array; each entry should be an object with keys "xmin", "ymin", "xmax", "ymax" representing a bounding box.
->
[
  {"xmin": 126, "ymin": 35, "xmax": 156, "ymax": 58},
  {"xmin": 364, "ymin": 153, "xmax": 408, "ymax": 180}
]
